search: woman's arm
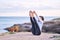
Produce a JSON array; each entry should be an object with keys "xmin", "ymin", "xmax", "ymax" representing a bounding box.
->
[{"xmin": 33, "ymin": 11, "xmax": 43, "ymax": 22}]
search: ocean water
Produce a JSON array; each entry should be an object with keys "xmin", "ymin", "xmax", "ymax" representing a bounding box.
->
[{"xmin": 0, "ymin": 16, "xmax": 59, "ymax": 33}]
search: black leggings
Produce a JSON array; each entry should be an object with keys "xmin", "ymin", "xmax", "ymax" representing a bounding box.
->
[{"xmin": 30, "ymin": 17, "xmax": 41, "ymax": 35}]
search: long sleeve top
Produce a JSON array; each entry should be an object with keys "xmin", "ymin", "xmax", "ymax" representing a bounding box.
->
[{"xmin": 35, "ymin": 15, "xmax": 43, "ymax": 31}]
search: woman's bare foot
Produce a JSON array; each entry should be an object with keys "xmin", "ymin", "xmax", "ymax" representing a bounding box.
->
[
  {"xmin": 33, "ymin": 11, "xmax": 37, "ymax": 16},
  {"xmin": 29, "ymin": 11, "xmax": 34, "ymax": 17}
]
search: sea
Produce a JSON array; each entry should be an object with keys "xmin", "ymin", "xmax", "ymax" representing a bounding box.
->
[{"xmin": 0, "ymin": 16, "xmax": 60, "ymax": 33}]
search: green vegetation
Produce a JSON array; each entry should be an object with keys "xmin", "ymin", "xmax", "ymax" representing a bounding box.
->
[
  {"xmin": 50, "ymin": 35, "xmax": 60, "ymax": 40},
  {"xmin": 0, "ymin": 32, "xmax": 16, "ymax": 36},
  {"xmin": 9, "ymin": 32, "xmax": 15, "ymax": 34}
]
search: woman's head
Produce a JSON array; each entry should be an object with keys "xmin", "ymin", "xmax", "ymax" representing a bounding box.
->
[{"xmin": 39, "ymin": 16, "xmax": 44, "ymax": 21}]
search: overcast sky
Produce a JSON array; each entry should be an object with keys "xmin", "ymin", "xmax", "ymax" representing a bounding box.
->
[{"xmin": 0, "ymin": 0, "xmax": 60, "ymax": 16}]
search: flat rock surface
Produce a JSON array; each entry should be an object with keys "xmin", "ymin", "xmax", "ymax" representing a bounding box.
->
[{"xmin": 0, "ymin": 32, "xmax": 59, "ymax": 40}]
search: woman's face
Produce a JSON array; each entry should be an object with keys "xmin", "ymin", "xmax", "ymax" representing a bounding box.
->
[{"xmin": 39, "ymin": 17, "xmax": 43, "ymax": 21}]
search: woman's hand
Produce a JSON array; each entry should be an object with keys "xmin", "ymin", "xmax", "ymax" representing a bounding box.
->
[{"xmin": 33, "ymin": 11, "xmax": 38, "ymax": 16}]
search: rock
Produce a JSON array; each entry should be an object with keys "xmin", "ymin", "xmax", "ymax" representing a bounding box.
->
[
  {"xmin": 42, "ymin": 21, "xmax": 60, "ymax": 33},
  {"xmin": 4, "ymin": 20, "xmax": 60, "ymax": 33},
  {"xmin": 4, "ymin": 23, "xmax": 32, "ymax": 32},
  {"xmin": 4, "ymin": 24, "xmax": 21, "ymax": 32},
  {"xmin": 52, "ymin": 18, "xmax": 60, "ymax": 21}
]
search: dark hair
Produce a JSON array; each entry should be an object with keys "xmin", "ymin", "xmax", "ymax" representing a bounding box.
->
[{"xmin": 39, "ymin": 16, "xmax": 44, "ymax": 21}]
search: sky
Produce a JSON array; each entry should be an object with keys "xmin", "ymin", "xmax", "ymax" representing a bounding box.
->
[{"xmin": 0, "ymin": 0, "xmax": 60, "ymax": 17}]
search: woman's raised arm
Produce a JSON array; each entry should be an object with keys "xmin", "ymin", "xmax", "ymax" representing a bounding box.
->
[{"xmin": 33, "ymin": 11, "xmax": 43, "ymax": 22}]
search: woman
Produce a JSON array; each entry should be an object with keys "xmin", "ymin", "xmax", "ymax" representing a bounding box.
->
[{"xmin": 29, "ymin": 11, "xmax": 44, "ymax": 35}]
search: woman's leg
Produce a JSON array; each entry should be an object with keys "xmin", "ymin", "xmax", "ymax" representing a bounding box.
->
[
  {"xmin": 29, "ymin": 11, "xmax": 41, "ymax": 35},
  {"xmin": 33, "ymin": 17, "xmax": 41, "ymax": 35},
  {"xmin": 30, "ymin": 17, "xmax": 36, "ymax": 35},
  {"xmin": 29, "ymin": 11, "xmax": 36, "ymax": 35}
]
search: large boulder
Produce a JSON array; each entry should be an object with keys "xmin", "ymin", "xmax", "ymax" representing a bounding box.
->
[
  {"xmin": 4, "ymin": 23, "xmax": 32, "ymax": 32},
  {"xmin": 4, "ymin": 24, "xmax": 22, "ymax": 32},
  {"xmin": 42, "ymin": 21, "xmax": 60, "ymax": 33}
]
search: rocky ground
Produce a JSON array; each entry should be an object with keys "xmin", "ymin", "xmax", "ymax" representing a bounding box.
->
[
  {"xmin": 2, "ymin": 18, "xmax": 60, "ymax": 40},
  {"xmin": 0, "ymin": 32, "xmax": 60, "ymax": 40}
]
